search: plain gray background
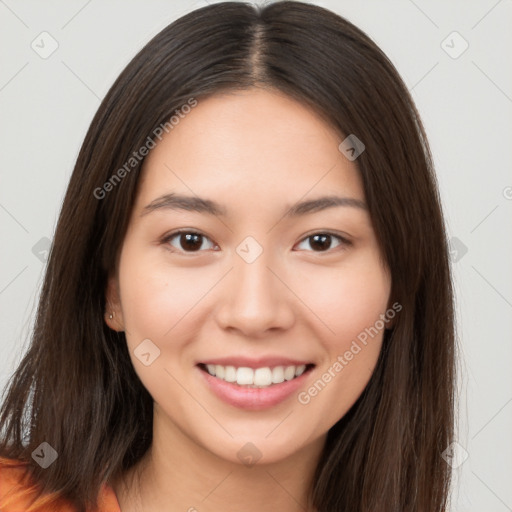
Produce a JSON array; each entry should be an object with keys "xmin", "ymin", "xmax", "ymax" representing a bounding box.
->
[{"xmin": 1, "ymin": 1, "xmax": 511, "ymax": 510}]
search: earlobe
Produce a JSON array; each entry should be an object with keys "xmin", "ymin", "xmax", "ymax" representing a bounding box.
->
[
  {"xmin": 105, "ymin": 276, "xmax": 125, "ymax": 332},
  {"xmin": 104, "ymin": 310, "xmax": 123, "ymax": 331},
  {"xmin": 384, "ymin": 297, "xmax": 398, "ymax": 330},
  {"xmin": 384, "ymin": 316, "xmax": 396, "ymax": 330}
]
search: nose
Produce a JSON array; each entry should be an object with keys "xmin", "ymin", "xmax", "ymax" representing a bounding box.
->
[{"xmin": 214, "ymin": 250, "xmax": 295, "ymax": 338}]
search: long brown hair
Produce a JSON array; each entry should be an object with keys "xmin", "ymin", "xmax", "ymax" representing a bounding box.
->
[{"xmin": 0, "ymin": 2, "xmax": 455, "ymax": 511}]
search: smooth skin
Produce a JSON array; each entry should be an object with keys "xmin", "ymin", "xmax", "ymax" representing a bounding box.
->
[{"xmin": 106, "ymin": 87, "xmax": 392, "ymax": 512}]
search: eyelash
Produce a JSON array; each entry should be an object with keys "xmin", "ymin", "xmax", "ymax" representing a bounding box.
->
[{"xmin": 160, "ymin": 229, "xmax": 352, "ymax": 255}]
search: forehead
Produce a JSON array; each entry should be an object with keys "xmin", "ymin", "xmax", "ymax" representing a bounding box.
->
[{"xmin": 135, "ymin": 88, "xmax": 365, "ymax": 214}]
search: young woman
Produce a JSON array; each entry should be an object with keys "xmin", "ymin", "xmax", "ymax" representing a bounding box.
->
[{"xmin": 0, "ymin": 1, "xmax": 456, "ymax": 511}]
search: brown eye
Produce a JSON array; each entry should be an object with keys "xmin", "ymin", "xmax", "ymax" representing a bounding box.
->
[
  {"xmin": 296, "ymin": 232, "xmax": 350, "ymax": 253},
  {"xmin": 164, "ymin": 231, "xmax": 216, "ymax": 253}
]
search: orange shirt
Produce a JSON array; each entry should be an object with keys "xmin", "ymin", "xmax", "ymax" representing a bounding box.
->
[{"xmin": 0, "ymin": 458, "xmax": 121, "ymax": 512}]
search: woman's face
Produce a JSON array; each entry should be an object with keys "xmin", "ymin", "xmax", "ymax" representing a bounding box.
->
[{"xmin": 107, "ymin": 88, "xmax": 392, "ymax": 465}]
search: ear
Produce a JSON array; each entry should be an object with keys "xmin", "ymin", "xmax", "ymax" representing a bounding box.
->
[
  {"xmin": 384, "ymin": 314, "xmax": 396, "ymax": 330},
  {"xmin": 384, "ymin": 297, "xmax": 399, "ymax": 330},
  {"xmin": 105, "ymin": 274, "xmax": 125, "ymax": 332}
]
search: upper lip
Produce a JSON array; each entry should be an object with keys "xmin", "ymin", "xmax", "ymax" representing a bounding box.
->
[{"xmin": 198, "ymin": 356, "xmax": 315, "ymax": 369}]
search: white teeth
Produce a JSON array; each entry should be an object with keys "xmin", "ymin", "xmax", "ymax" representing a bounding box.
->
[
  {"xmin": 284, "ymin": 366, "xmax": 296, "ymax": 381},
  {"xmin": 224, "ymin": 365, "xmax": 237, "ymax": 382},
  {"xmin": 203, "ymin": 363, "xmax": 309, "ymax": 387},
  {"xmin": 295, "ymin": 364, "xmax": 306, "ymax": 377},
  {"xmin": 236, "ymin": 367, "xmax": 254, "ymax": 385},
  {"xmin": 271, "ymin": 366, "xmax": 284, "ymax": 384},
  {"xmin": 215, "ymin": 365, "xmax": 225, "ymax": 379},
  {"xmin": 254, "ymin": 367, "xmax": 272, "ymax": 386}
]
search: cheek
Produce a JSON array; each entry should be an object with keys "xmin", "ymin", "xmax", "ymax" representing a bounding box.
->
[
  {"xmin": 299, "ymin": 253, "xmax": 391, "ymax": 348},
  {"xmin": 116, "ymin": 245, "xmax": 213, "ymax": 403},
  {"xmin": 295, "ymin": 256, "xmax": 390, "ymax": 424},
  {"xmin": 118, "ymin": 243, "xmax": 215, "ymax": 343}
]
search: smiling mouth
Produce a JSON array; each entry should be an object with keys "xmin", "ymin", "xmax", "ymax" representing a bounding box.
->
[{"xmin": 197, "ymin": 363, "xmax": 315, "ymax": 388}]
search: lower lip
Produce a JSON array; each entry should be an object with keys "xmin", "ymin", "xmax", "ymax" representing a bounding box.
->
[{"xmin": 197, "ymin": 365, "xmax": 313, "ymax": 411}]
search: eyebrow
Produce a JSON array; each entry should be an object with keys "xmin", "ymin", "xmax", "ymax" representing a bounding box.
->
[{"xmin": 140, "ymin": 193, "xmax": 367, "ymax": 218}]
